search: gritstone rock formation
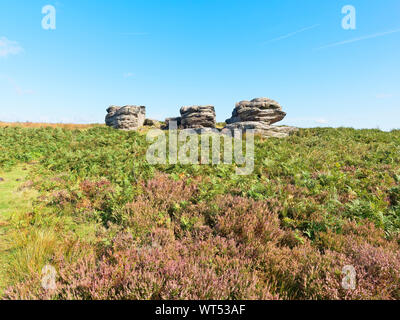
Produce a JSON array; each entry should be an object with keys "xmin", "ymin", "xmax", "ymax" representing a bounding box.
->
[
  {"xmin": 224, "ymin": 98, "xmax": 297, "ymax": 138},
  {"xmin": 164, "ymin": 105, "xmax": 216, "ymax": 130},
  {"xmin": 180, "ymin": 105, "xmax": 216, "ymax": 129},
  {"xmin": 105, "ymin": 105, "xmax": 146, "ymax": 130},
  {"xmin": 225, "ymin": 98, "xmax": 286, "ymax": 125},
  {"xmin": 105, "ymin": 98, "xmax": 296, "ymax": 137}
]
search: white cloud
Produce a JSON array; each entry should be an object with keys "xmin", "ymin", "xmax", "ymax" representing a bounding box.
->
[
  {"xmin": 316, "ymin": 28, "xmax": 400, "ymax": 50},
  {"xmin": 375, "ymin": 93, "xmax": 393, "ymax": 99},
  {"xmin": 0, "ymin": 37, "xmax": 23, "ymax": 58},
  {"xmin": 14, "ymin": 86, "xmax": 35, "ymax": 96},
  {"xmin": 285, "ymin": 117, "xmax": 330, "ymax": 126},
  {"xmin": 5, "ymin": 77, "xmax": 34, "ymax": 95},
  {"xmin": 119, "ymin": 32, "xmax": 149, "ymax": 36},
  {"xmin": 315, "ymin": 118, "xmax": 329, "ymax": 124},
  {"xmin": 123, "ymin": 72, "xmax": 134, "ymax": 78},
  {"xmin": 262, "ymin": 24, "xmax": 320, "ymax": 44}
]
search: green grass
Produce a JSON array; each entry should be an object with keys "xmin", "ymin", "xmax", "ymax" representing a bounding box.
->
[
  {"xmin": 0, "ymin": 166, "xmax": 37, "ymax": 218},
  {"xmin": 0, "ymin": 165, "xmax": 38, "ymax": 294},
  {"xmin": 0, "ymin": 126, "xmax": 400, "ymax": 299},
  {"xmin": 0, "ymin": 164, "xmax": 100, "ymax": 297}
]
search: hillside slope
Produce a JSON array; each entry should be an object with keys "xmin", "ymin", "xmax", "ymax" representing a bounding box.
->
[{"xmin": 0, "ymin": 126, "xmax": 399, "ymax": 299}]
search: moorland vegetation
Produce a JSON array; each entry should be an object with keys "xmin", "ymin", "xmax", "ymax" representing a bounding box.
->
[{"xmin": 0, "ymin": 124, "xmax": 399, "ymax": 299}]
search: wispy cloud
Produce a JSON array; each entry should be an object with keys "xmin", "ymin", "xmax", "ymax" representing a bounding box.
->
[
  {"xmin": 123, "ymin": 72, "xmax": 134, "ymax": 78},
  {"xmin": 5, "ymin": 77, "xmax": 34, "ymax": 95},
  {"xmin": 0, "ymin": 36, "xmax": 23, "ymax": 58},
  {"xmin": 285, "ymin": 117, "xmax": 329, "ymax": 126},
  {"xmin": 262, "ymin": 24, "xmax": 320, "ymax": 44},
  {"xmin": 316, "ymin": 28, "xmax": 400, "ymax": 50},
  {"xmin": 315, "ymin": 118, "xmax": 329, "ymax": 125},
  {"xmin": 119, "ymin": 32, "xmax": 149, "ymax": 36},
  {"xmin": 375, "ymin": 93, "xmax": 394, "ymax": 99}
]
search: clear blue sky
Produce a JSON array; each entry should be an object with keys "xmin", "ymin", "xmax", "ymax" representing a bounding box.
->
[{"xmin": 1, "ymin": 0, "xmax": 399, "ymax": 129}]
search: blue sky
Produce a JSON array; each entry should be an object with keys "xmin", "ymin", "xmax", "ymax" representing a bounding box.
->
[{"xmin": 0, "ymin": 0, "xmax": 399, "ymax": 129}]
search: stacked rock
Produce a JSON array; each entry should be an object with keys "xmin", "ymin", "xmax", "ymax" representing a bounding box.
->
[
  {"xmin": 226, "ymin": 98, "xmax": 286, "ymax": 124},
  {"xmin": 105, "ymin": 98, "xmax": 296, "ymax": 138},
  {"xmin": 180, "ymin": 105, "xmax": 216, "ymax": 129},
  {"xmin": 223, "ymin": 98, "xmax": 297, "ymax": 138},
  {"xmin": 105, "ymin": 105, "xmax": 146, "ymax": 130},
  {"xmin": 165, "ymin": 105, "xmax": 216, "ymax": 130}
]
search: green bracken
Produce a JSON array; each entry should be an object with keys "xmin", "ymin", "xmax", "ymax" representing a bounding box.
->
[{"xmin": 0, "ymin": 126, "xmax": 399, "ymax": 299}]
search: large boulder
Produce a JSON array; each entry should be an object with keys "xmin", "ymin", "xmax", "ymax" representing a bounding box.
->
[
  {"xmin": 223, "ymin": 98, "xmax": 297, "ymax": 138},
  {"xmin": 164, "ymin": 105, "xmax": 216, "ymax": 130},
  {"xmin": 226, "ymin": 98, "xmax": 286, "ymax": 125},
  {"xmin": 180, "ymin": 105, "xmax": 216, "ymax": 129},
  {"xmin": 105, "ymin": 105, "xmax": 146, "ymax": 130}
]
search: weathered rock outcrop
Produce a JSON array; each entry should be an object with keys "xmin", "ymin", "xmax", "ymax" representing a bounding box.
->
[
  {"xmin": 164, "ymin": 105, "xmax": 216, "ymax": 130},
  {"xmin": 105, "ymin": 105, "xmax": 146, "ymax": 130},
  {"xmin": 225, "ymin": 98, "xmax": 286, "ymax": 125},
  {"xmin": 104, "ymin": 98, "xmax": 295, "ymax": 137},
  {"xmin": 180, "ymin": 105, "xmax": 216, "ymax": 129},
  {"xmin": 224, "ymin": 98, "xmax": 297, "ymax": 138}
]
